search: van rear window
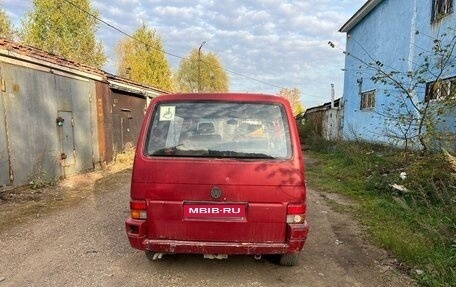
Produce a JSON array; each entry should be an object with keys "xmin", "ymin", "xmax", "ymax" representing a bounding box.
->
[{"xmin": 144, "ymin": 101, "xmax": 291, "ymax": 159}]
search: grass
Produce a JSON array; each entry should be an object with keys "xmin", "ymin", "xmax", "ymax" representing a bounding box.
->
[{"xmin": 303, "ymin": 138, "xmax": 456, "ymax": 287}]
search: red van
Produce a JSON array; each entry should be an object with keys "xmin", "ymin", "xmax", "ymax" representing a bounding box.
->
[{"xmin": 125, "ymin": 93, "xmax": 309, "ymax": 266}]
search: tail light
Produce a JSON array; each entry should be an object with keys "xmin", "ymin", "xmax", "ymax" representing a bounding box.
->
[
  {"xmin": 286, "ymin": 203, "xmax": 306, "ymax": 224},
  {"xmin": 130, "ymin": 200, "xmax": 147, "ymax": 220}
]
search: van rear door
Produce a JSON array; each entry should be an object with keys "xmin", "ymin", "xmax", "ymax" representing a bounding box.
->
[
  {"xmin": 132, "ymin": 97, "xmax": 305, "ymax": 244},
  {"xmin": 132, "ymin": 159, "xmax": 305, "ymax": 243}
]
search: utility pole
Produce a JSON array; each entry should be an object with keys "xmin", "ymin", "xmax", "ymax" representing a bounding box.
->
[{"xmin": 198, "ymin": 41, "xmax": 206, "ymax": 92}]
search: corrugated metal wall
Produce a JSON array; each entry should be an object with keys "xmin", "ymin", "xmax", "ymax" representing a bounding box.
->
[
  {"xmin": 0, "ymin": 61, "xmax": 98, "ymax": 187},
  {"xmin": 0, "ymin": 69, "xmax": 12, "ymax": 187},
  {"xmin": 95, "ymin": 82, "xmax": 112, "ymax": 163},
  {"xmin": 111, "ymin": 91, "xmax": 146, "ymax": 152}
]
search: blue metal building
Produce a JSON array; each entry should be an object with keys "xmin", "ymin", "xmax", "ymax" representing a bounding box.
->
[{"xmin": 339, "ymin": 0, "xmax": 456, "ymax": 150}]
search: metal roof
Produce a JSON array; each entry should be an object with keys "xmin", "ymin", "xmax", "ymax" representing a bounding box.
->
[
  {"xmin": 0, "ymin": 38, "xmax": 168, "ymax": 95},
  {"xmin": 106, "ymin": 73, "xmax": 168, "ymax": 97},
  {"xmin": 0, "ymin": 38, "xmax": 104, "ymax": 79}
]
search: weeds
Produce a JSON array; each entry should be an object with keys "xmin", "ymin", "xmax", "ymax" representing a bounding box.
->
[
  {"xmin": 304, "ymin": 137, "xmax": 456, "ymax": 287},
  {"xmin": 443, "ymin": 149, "xmax": 456, "ymax": 176},
  {"xmin": 113, "ymin": 147, "xmax": 135, "ymax": 166},
  {"xmin": 28, "ymin": 171, "xmax": 56, "ymax": 190}
]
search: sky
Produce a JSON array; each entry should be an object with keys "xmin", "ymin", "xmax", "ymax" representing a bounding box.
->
[{"xmin": 1, "ymin": 0, "xmax": 365, "ymax": 108}]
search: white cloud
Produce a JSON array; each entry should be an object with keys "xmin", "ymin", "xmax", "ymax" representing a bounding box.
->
[{"xmin": 0, "ymin": 0, "xmax": 365, "ymax": 107}]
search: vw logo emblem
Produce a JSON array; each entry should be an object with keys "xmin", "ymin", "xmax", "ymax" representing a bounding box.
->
[{"xmin": 210, "ymin": 186, "xmax": 222, "ymax": 199}]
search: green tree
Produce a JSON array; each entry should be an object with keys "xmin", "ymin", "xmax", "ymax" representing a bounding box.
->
[
  {"xmin": 20, "ymin": 0, "xmax": 105, "ymax": 68},
  {"xmin": 175, "ymin": 48, "xmax": 228, "ymax": 93},
  {"xmin": 0, "ymin": 9, "xmax": 15, "ymax": 40},
  {"xmin": 277, "ymin": 88, "xmax": 303, "ymax": 116},
  {"xmin": 116, "ymin": 25, "xmax": 172, "ymax": 91}
]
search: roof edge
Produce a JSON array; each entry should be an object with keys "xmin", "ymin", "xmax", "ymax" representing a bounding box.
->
[
  {"xmin": 106, "ymin": 74, "xmax": 169, "ymax": 95},
  {"xmin": 0, "ymin": 38, "xmax": 105, "ymax": 81},
  {"xmin": 339, "ymin": 0, "xmax": 383, "ymax": 33}
]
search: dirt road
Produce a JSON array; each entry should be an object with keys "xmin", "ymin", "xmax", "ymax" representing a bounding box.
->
[{"xmin": 0, "ymin": 168, "xmax": 415, "ymax": 287}]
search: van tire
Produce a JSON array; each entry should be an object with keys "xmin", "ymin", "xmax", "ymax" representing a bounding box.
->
[
  {"xmin": 145, "ymin": 250, "xmax": 163, "ymax": 261},
  {"xmin": 279, "ymin": 253, "xmax": 298, "ymax": 266}
]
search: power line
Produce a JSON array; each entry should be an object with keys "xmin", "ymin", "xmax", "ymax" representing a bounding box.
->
[
  {"xmin": 223, "ymin": 67, "xmax": 284, "ymax": 89},
  {"xmin": 62, "ymin": 0, "xmax": 184, "ymax": 60}
]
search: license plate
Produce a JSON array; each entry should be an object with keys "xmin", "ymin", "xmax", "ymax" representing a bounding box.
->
[{"xmin": 183, "ymin": 203, "xmax": 246, "ymax": 219}]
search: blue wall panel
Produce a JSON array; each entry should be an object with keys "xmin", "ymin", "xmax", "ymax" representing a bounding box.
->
[{"xmin": 341, "ymin": 0, "xmax": 456, "ymax": 148}]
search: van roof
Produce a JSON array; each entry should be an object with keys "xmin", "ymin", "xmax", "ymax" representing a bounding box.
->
[{"xmin": 153, "ymin": 93, "xmax": 287, "ymax": 104}]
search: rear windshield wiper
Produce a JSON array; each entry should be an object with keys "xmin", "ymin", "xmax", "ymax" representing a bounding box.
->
[{"xmin": 207, "ymin": 150, "xmax": 275, "ymax": 159}]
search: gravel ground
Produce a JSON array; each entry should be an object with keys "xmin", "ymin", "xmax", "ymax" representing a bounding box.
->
[{"xmin": 0, "ymin": 167, "xmax": 415, "ymax": 287}]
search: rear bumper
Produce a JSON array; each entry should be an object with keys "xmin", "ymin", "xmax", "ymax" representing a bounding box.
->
[
  {"xmin": 146, "ymin": 239, "xmax": 291, "ymax": 254},
  {"xmin": 125, "ymin": 218, "xmax": 309, "ymax": 255}
]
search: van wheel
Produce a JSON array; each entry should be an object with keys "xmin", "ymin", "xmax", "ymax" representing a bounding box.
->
[
  {"xmin": 145, "ymin": 250, "xmax": 164, "ymax": 261},
  {"xmin": 279, "ymin": 253, "xmax": 298, "ymax": 266}
]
